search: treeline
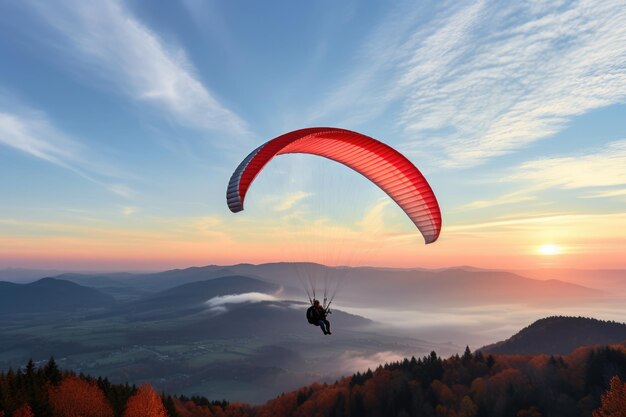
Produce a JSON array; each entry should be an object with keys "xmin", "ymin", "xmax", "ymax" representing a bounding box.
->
[
  {"xmin": 251, "ymin": 344, "xmax": 626, "ymax": 417},
  {"xmin": 2, "ymin": 345, "xmax": 626, "ymax": 417},
  {"xmin": 0, "ymin": 358, "xmax": 243, "ymax": 417},
  {"xmin": 0, "ymin": 358, "xmax": 183, "ymax": 417}
]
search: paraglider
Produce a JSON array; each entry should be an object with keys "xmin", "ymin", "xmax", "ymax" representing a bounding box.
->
[
  {"xmin": 306, "ymin": 299, "xmax": 331, "ymax": 335},
  {"xmin": 226, "ymin": 127, "xmax": 441, "ymax": 334},
  {"xmin": 227, "ymin": 127, "xmax": 441, "ymax": 244}
]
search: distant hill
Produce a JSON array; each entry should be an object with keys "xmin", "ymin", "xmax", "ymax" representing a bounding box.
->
[
  {"xmin": 515, "ymin": 268, "xmax": 626, "ymax": 294},
  {"xmin": 0, "ymin": 268, "xmax": 70, "ymax": 283},
  {"xmin": 114, "ymin": 275, "xmax": 280, "ymax": 319},
  {"xmin": 0, "ymin": 278, "xmax": 115, "ymax": 314},
  {"xmin": 53, "ymin": 263, "xmax": 607, "ymax": 308},
  {"xmin": 481, "ymin": 316, "xmax": 626, "ymax": 354},
  {"xmin": 152, "ymin": 275, "xmax": 278, "ymax": 301},
  {"xmin": 136, "ymin": 266, "xmax": 246, "ymax": 290},
  {"xmin": 127, "ymin": 299, "xmax": 372, "ymax": 343},
  {"xmin": 220, "ymin": 263, "xmax": 606, "ymax": 307},
  {"xmin": 57, "ymin": 266, "xmax": 273, "ymax": 299},
  {"xmin": 0, "ymin": 271, "xmax": 451, "ymax": 404}
]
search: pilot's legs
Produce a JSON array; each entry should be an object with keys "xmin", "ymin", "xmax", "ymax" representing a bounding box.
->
[{"xmin": 318, "ymin": 320, "xmax": 329, "ymax": 334}]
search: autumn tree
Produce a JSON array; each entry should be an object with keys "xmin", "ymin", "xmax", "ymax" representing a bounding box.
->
[
  {"xmin": 458, "ymin": 395, "xmax": 477, "ymax": 417},
  {"xmin": 517, "ymin": 406, "xmax": 542, "ymax": 417},
  {"xmin": 49, "ymin": 375, "xmax": 113, "ymax": 417},
  {"xmin": 593, "ymin": 375, "xmax": 626, "ymax": 417},
  {"xmin": 12, "ymin": 404, "xmax": 34, "ymax": 417},
  {"xmin": 123, "ymin": 384, "xmax": 168, "ymax": 417}
]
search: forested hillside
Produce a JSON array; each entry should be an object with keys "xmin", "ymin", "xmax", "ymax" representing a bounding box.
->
[
  {"xmin": 481, "ymin": 316, "xmax": 626, "ymax": 354},
  {"xmin": 2, "ymin": 344, "xmax": 626, "ymax": 417}
]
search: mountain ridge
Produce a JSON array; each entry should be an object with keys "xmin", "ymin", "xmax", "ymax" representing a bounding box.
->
[
  {"xmin": 1, "ymin": 264, "xmax": 612, "ymax": 308},
  {"xmin": 480, "ymin": 316, "xmax": 626, "ymax": 355},
  {"xmin": 0, "ymin": 277, "xmax": 116, "ymax": 314}
]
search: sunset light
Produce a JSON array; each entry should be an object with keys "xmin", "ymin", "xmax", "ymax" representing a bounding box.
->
[
  {"xmin": 1, "ymin": 2, "xmax": 625, "ymax": 414},
  {"xmin": 538, "ymin": 244, "xmax": 562, "ymax": 256}
]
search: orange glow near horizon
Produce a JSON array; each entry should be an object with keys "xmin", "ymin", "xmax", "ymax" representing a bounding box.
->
[{"xmin": 1, "ymin": 210, "xmax": 625, "ymax": 271}]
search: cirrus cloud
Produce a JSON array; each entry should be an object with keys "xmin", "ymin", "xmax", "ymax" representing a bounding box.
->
[
  {"xmin": 0, "ymin": 106, "xmax": 134, "ymax": 197},
  {"xmin": 24, "ymin": 0, "xmax": 249, "ymax": 136},
  {"xmin": 310, "ymin": 0, "xmax": 626, "ymax": 168},
  {"xmin": 508, "ymin": 140, "xmax": 626, "ymax": 190}
]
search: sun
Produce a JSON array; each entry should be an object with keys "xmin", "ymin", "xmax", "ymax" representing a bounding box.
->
[{"xmin": 538, "ymin": 244, "xmax": 562, "ymax": 256}]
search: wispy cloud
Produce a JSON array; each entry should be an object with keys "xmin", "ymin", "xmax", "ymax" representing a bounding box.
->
[
  {"xmin": 205, "ymin": 292, "xmax": 278, "ymax": 313},
  {"xmin": 460, "ymin": 139, "xmax": 626, "ymax": 209},
  {"xmin": 25, "ymin": 0, "xmax": 248, "ymax": 135},
  {"xmin": 108, "ymin": 184, "xmax": 135, "ymax": 199},
  {"xmin": 447, "ymin": 212, "xmax": 626, "ymax": 235},
  {"xmin": 0, "ymin": 106, "xmax": 134, "ymax": 196},
  {"xmin": 274, "ymin": 191, "xmax": 312, "ymax": 212},
  {"xmin": 460, "ymin": 189, "xmax": 538, "ymax": 210},
  {"xmin": 313, "ymin": 1, "xmax": 626, "ymax": 167},
  {"xmin": 581, "ymin": 189, "xmax": 626, "ymax": 199},
  {"xmin": 337, "ymin": 351, "xmax": 406, "ymax": 374},
  {"xmin": 121, "ymin": 206, "xmax": 139, "ymax": 216},
  {"xmin": 306, "ymin": 1, "xmax": 428, "ymax": 126},
  {"xmin": 205, "ymin": 292, "xmax": 277, "ymax": 307},
  {"xmin": 356, "ymin": 199, "xmax": 392, "ymax": 231},
  {"xmin": 507, "ymin": 139, "xmax": 626, "ymax": 189},
  {"xmin": 0, "ymin": 111, "xmax": 78, "ymax": 168},
  {"xmin": 412, "ymin": 0, "xmax": 626, "ymax": 167}
]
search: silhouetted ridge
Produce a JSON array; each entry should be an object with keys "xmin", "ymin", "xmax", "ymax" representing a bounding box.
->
[
  {"xmin": 480, "ymin": 316, "xmax": 626, "ymax": 354},
  {"xmin": 111, "ymin": 275, "xmax": 280, "ymax": 318},
  {"xmin": 0, "ymin": 277, "xmax": 115, "ymax": 314},
  {"xmin": 152, "ymin": 275, "xmax": 278, "ymax": 301}
]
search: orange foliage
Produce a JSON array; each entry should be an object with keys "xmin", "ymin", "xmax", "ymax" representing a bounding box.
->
[
  {"xmin": 567, "ymin": 346, "xmax": 596, "ymax": 369},
  {"xmin": 470, "ymin": 377, "xmax": 486, "ymax": 395},
  {"xmin": 517, "ymin": 406, "xmax": 542, "ymax": 417},
  {"xmin": 491, "ymin": 354, "xmax": 535, "ymax": 372},
  {"xmin": 256, "ymin": 392, "xmax": 298, "ymax": 417},
  {"xmin": 49, "ymin": 375, "xmax": 113, "ymax": 417},
  {"xmin": 431, "ymin": 380, "xmax": 455, "ymax": 406},
  {"xmin": 173, "ymin": 398, "xmax": 215, "ymax": 417},
  {"xmin": 435, "ymin": 404, "xmax": 456, "ymax": 417},
  {"xmin": 293, "ymin": 385, "xmax": 345, "ymax": 417},
  {"xmin": 593, "ymin": 376, "xmax": 626, "ymax": 417},
  {"xmin": 528, "ymin": 354, "xmax": 550, "ymax": 368},
  {"xmin": 489, "ymin": 368, "xmax": 528, "ymax": 387},
  {"xmin": 223, "ymin": 403, "xmax": 254, "ymax": 417},
  {"xmin": 123, "ymin": 384, "xmax": 167, "ymax": 417},
  {"xmin": 360, "ymin": 369, "xmax": 396, "ymax": 413},
  {"xmin": 458, "ymin": 395, "xmax": 477, "ymax": 417},
  {"xmin": 12, "ymin": 404, "xmax": 34, "ymax": 417},
  {"xmin": 173, "ymin": 398, "xmax": 252, "ymax": 417}
]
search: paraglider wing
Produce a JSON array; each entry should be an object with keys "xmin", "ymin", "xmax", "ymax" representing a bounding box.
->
[{"xmin": 226, "ymin": 127, "xmax": 441, "ymax": 244}]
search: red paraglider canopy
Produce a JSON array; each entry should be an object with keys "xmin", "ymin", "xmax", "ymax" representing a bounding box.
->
[{"xmin": 226, "ymin": 127, "xmax": 441, "ymax": 244}]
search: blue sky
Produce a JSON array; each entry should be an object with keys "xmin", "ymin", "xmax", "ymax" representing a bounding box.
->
[{"xmin": 1, "ymin": 0, "xmax": 625, "ymax": 270}]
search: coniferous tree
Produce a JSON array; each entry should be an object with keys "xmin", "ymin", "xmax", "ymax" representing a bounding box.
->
[
  {"xmin": 43, "ymin": 357, "xmax": 61, "ymax": 385},
  {"xmin": 163, "ymin": 394, "xmax": 179, "ymax": 417},
  {"xmin": 462, "ymin": 346, "xmax": 473, "ymax": 365}
]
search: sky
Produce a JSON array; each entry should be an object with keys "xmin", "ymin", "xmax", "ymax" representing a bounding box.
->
[{"xmin": 1, "ymin": 0, "xmax": 625, "ymax": 271}]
